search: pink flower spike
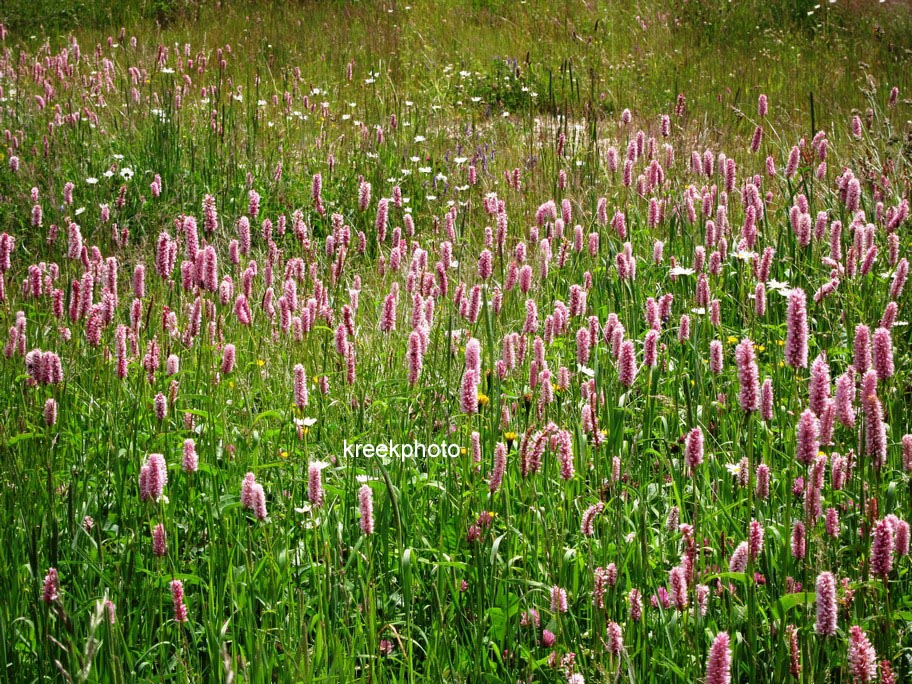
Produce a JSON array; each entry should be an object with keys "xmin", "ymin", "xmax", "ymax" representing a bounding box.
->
[{"xmin": 705, "ymin": 632, "xmax": 732, "ymax": 684}]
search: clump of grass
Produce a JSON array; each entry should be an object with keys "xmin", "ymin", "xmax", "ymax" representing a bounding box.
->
[{"xmin": 0, "ymin": 3, "xmax": 911, "ymax": 683}]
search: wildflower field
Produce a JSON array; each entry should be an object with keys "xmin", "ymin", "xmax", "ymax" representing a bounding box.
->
[{"xmin": 2, "ymin": 0, "xmax": 912, "ymax": 682}]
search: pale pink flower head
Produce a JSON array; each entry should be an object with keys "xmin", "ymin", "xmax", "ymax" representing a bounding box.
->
[
  {"xmin": 814, "ymin": 571, "xmax": 837, "ymax": 636},
  {"xmin": 795, "ymin": 409, "xmax": 819, "ymax": 466},
  {"xmin": 312, "ymin": 172, "xmax": 322, "ymax": 202},
  {"xmin": 359, "ymin": 484, "xmax": 375, "ymax": 535},
  {"xmin": 847, "ymin": 626, "xmax": 877, "ymax": 684},
  {"xmin": 746, "ymin": 123, "xmax": 763, "ymax": 154},
  {"xmin": 170, "ymin": 579, "xmax": 188, "ymax": 623},
  {"xmin": 460, "ymin": 369, "xmax": 479, "ymax": 415},
  {"xmin": 808, "ymin": 354, "xmax": 830, "ymax": 416},
  {"xmin": 133, "ymin": 264, "xmax": 146, "ymax": 298},
  {"xmin": 44, "ymin": 398, "xmax": 58, "ymax": 426},
  {"xmin": 729, "ymin": 541, "xmax": 748, "ymax": 573},
  {"xmin": 557, "ymin": 429, "xmax": 574, "ymax": 480},
  {"xmin": 786, "ymin": 624, "xmax": 800, "ymax": 677},
  {"xmin": 709, "ymin": 340, "xmax": 723, "ymax": 375},
  {"xmin": 67, "ymin": 223, "xmax": 84, "ymax": 260},
  {"xmin": 617, "ymin": 340, "xmax": 637, "ymax": 387},
  {"xmin": 748, "ymin": 520, "xmax": 764, "ymax": 560},
  {"xmin": 870, "ymin": 518, "xmax": 894, "ymax": 578},
  {"xmin": 240, "ymin": 472, "xmax": 257, "ymax": 509},
  {"xmin": 684, "ymin": 427, "xmax": 704, "ymax": 473},
  {"xmin": 42, "ymin": 567, "xmax": 60, "ymax": 604},
  {"xmin": 576, "ymin": 327, "xmax": 591, "ymax": 365},
  {"xmin": 606, "ymin": 621, "xmax": 624, "ymax": 656},
  {"xmin": 791, "ymin": 521, "xmax": 806, "ymax": 559},
  {"xmin": 407, "ymin": 331, "xmax": 423, "ymax": 385},
  {"xmin": 308, "ymin": 463, "xmax": 324, "ymax": 507},
  {"xmin": 851, "ymin": 115, "xmax": 863, "ymax": 139},
  {"xmin": 152, "ymin": 523, "xmax": 167, "ymax": 556},
  {"xmin": 293, "ymin": 363, "xmax": 309, "ymax": 408},
  {"xmin": 465, "ymin": 338, "xmax": 481, "ymax": 374},
  {"xmin": 669, "ymin": 565, "xmax": 688, "ymax": 610},
  {"xmin": 581, "ymin": 502, "xmax": 604, "ymax": 537},
  {"xmin": 825, "ymin": 507, "xmax": 840, "ymax": 537},
  {"xmin": 881, "ymin": 301, "xmax": 897, "ymax": 330},
  {"xmin": 785, "ymin": 288, "xmax": 809, "ymax": 369},
  {"xmin": 221, "ymin": 344, "xmax": 236, "ymax": 374},
  {"xmin": 895, "ymin": 519, "xmax": 910, "ymax": 557},
  {"xmin": 890, "ymin": 258, "xmax": 908, "ymax": 300},
  {"xmin": 550, "ymin": 585, "xmax": 568, "ymax": 613},
  {"xmin": 629, "ymin": 588, "xmax": 643, "ymax": 622},
  {"xmin": 735, "ymin": 339, "xmax": 760, "ymax": 412},
  {"xmin": 139, "ymin": 453, "xmax": 168, "ymax": 502},
  {"xmin": 678, "ymin": 314, "xmax": 690, "ymax": 343},
  {"xmin": 237, "ymin": 218, "xmax": 251, "ymax": 256},
  {"xmin": 853, "ymin": 325, "xmax": 871, "ymax": 375},
  {"xmin": 705, "ymin": 632, "xmax": 732, "ymax": 684},
  {"xmin": 863, "ymin": 389, "xmax": 887, "ymax": 469},
  {"xmin": 478, "ymin": 248, "xmax": 493, "ymax": 280},
  {"xmin": 846, "ymin": 178, "xmax": 861, "ymax": 213},
  {"xmin": 871, "ymin": 327, "xmax": 893, "ymax": 380},
  {"xmin": 252, "ymin": 483, "xmax": 267, "ymax": 520},
  {"xmin": 786, "ymin": 146, "xmax": 800, "ymax": 179},
  {"xmin": 358, "ymin": 180, "xmax": 371, "ymax": 211},
  {"xmin": 881, "ymin": 661, "xmax": 896, "ymax": 684},
  {"xmin": 834, "ymin": 368, "xmax": 856, "ymax": 428},
  {"xmin": 643, "ymin": 329, "xmax": 659, "ymax": 367},
  {"xmin": 755, "ymin": 463, "xmax": 770, "ymax": 499},
  {"xmin": 760, "ymin": 378, "xmax": 774, "ymax": 421},
  {"xmin": 489, "ymin": 442, "xmax": 507, "ymax": 493},
  {"xmin": 182, "ymin": 438, "xmax": 198, "ymax": 472}
]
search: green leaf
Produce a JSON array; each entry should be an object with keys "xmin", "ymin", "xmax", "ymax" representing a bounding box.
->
[
  {"xmin": 490, "ymin": 533, "xmax": 507, "ymax": 567},
  {"xmin": 253, "ymin": 409, "xmax": 284, "ymax": 424},
  {"xmin": 702, "ymin": 571, "xmax": 749, "ymax": 584},
  {"xmin": 772, "ymin": 592, "xmax": 816, "ymax": 621},
  {"xmin": 6, "ymin": 432, "xmax": 35, "ymax": 447},
  {"xmin": 486, "ymin": 606, "xmax": 507, "ymax": 643}
]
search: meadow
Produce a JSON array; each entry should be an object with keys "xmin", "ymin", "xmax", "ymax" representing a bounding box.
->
[{"xmin": 1, "ymin": 0, "xmax": 912, "ymax": 681}]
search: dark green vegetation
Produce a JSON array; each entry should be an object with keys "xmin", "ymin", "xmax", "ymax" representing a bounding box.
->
[{"xmin": 1, "ymin": 1, "xmax": 911, "ymax": 683}]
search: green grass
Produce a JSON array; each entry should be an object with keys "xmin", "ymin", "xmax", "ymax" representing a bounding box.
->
[{"xmin": 0, "ymin": 1, "xmax": 911, "ymax": 682}]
